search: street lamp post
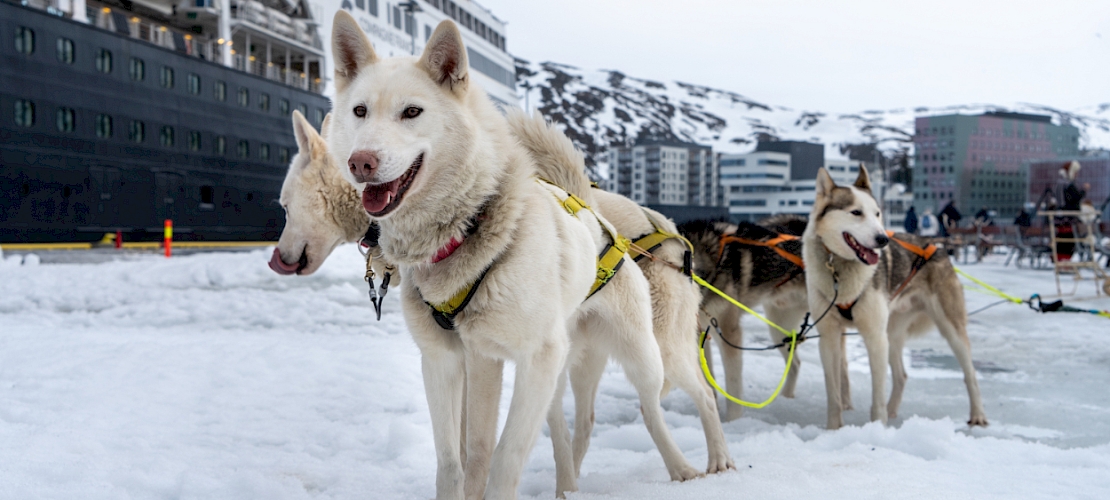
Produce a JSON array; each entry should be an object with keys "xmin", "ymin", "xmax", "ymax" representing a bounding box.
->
[{"xmin": 399, "ymin": 1, "xmax": 423, "ymax": 55}]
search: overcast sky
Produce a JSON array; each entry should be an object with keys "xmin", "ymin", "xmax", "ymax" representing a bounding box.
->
[{"xmin": 478, "ymin": 0, "xmax": 1109, "ymax": 113}]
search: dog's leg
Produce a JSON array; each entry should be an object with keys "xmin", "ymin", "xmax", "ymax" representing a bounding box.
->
[
  {"xmin": 817, "ymin": 320, "xmax": 846, "ymax": 429},
  {"xmin": 420, "ymin": 339, "xmax": 467, "ymax": 500},
  {"xmin": 484, "ymin": 337, "xmax": 568, "ymax": 499},
  {"xmin": 854, "ymin": 296, "xmax": 890, "ymax": 425},
  {"xmin": 840, "ymin": 333, "xmax": 853, "ymax": 411},
  {"xmin": 546, "ymin": 369, "xmax": 577, "ymax": 498},
  {"xmin": 569, "ymin": 346, "xmax": 607, "ymax": 478},
  {"xmin": 886, "ymin": 326, "xmax": 909, "ymax": 421},
  {"xmin": 930, "ymin": 298, "xmax": 989, "ymax": 426},
  {"xmin": 463, "ymin": 351, "xmax": 503, "ymax": 500},
  {"xmin": 711, "ymin": 304, "xmax": 745, "ymax": 421},
  {"xmin": 764, "ymin": 303, "xmax": 806, "ymax": 399}
]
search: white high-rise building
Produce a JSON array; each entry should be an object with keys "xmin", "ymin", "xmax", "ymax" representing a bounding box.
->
[{"xmin": 720, "ymin": 151, "xmax": 867, "ymax": 222}]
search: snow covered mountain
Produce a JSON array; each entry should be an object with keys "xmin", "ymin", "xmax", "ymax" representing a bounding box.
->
[{"xmin": 515, "ymin": 59, "xmax": 1110, "ymax": 174}]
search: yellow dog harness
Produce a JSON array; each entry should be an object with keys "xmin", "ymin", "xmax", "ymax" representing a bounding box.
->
[{"xmin": 427, "ymin": 178, "xmax": 630, "ymax": 330}]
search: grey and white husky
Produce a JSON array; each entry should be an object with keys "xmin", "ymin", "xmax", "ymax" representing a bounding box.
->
[{"xmin": 802, "ymin": 167, "xmax": 988, "ymax": 430}]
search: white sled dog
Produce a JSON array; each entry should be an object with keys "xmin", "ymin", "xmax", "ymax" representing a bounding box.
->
[
  {"xmin": 270, "ymin": 108, "xmax": 731, "ymax": 482},
  {"xmin": 325, "ymin": 12, "xmax": 698, "ymax": 499},
  {"xmin": 802, "ymin": 167, "xmax": 988, "ymax": 430}
]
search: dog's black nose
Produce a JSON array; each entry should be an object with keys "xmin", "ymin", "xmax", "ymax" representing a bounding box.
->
[{"xmin": 874, "ymin": 233, "xmax": 890, "ymax": 248}]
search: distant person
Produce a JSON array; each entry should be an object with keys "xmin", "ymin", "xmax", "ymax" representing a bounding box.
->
[
  {"xmin": 903, "ymin": 205, "xmax": 918, "ymax": 235},
  {"xmin": 1014, "ymin": 206, "xmax": 1032, "ymax": 228},
  {"xmin": 974, "ymin": 208, "xmax": 994, "ymax": 227},
  {"xmin": 1055, "ymin": 161, "xmax": 1084, "ymax": 261},
  {"xmin": 939, "ymin": 201, "xmax": 962, "ymax": 237},
  {"xmin": 919, "ymin": 208, "xmax": 940, "ymax": 237}
]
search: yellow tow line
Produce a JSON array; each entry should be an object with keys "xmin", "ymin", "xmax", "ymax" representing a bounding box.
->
[{"xmin": 692, "ymin": 274, "xmax": 799, "ymax": 409}]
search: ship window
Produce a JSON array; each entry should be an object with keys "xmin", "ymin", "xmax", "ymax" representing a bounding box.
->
[
  {"xmin": 259, "ymin": 143, "xmax": 270, "ymax": 161},
  {"xmin": 161, "ymin": 67, "xmax": 174, "ymax": 89},
  {"xmin": 200, "ymin": 186, "xmax": 214, "ymax": 204},
  {"xmin": 188, "ymin": 131, "xmax": 202, "ymax": 151},
  {"xmin": 96, "ymin": 49, "xmax": 112, "ymax": 73},
  {"xmin": 297, "ymin": 103, "xmax": 307, "ymax": 117},
  {"xmin": 368, "ymin": 0, "xmax": 377, "ymax": 16},
  {"xmin": 129, "ymin": 120, "xmax": 145, "ymax": 143},
  {"xmin": 279, "ymin": 147, "xmax": 290, "ymax": 164},
  {"xmin": 315, "ymin": 108, "xmax": 324, "ymax": 126},
  {"xmin": 259, "ymin": 93, "xmax": 270, "ymax": 112},
  {"xmin": 214, "ymin": 135, "xmax": 226, "ymax": 155},
  {"xmin": 96, "ymin": 114, "xmax": 112, "ymax": 139},
  {"xmin": 425, "ymin": 25, "xmax": 431, "ymax": 42},
  {"xmin": 160, "ymin": 126, "xmax": 175, "ymax": 147},
  {"xmin": 56, "ymin": 38, "xmax": 74, "ymax": 64},
  {"xmin": 279, "ymin": 98, "xmax": 290, "ymax": 115},
  {"xmin": 14, "ymin": 100, "xmax": 35, "ymax": 128},
  {"xmin": 187, "ymin": 74, "xmax": 200, "ymax": 95},
  {"xmin": 355, "ymin": 0, "xmax": 364, "ymax": 9},
  {"xmin": 238, "ymin": 140, "xmax": 250, "ymax": 158},
  {"xmin": 129, "ymin": 58, "xmax": 145, "ymax": 81},
  {"xmin": 246, "ymin": 193, "xmax": 255, "ymax": 202},
  {"xmin": 56, "ymin": 108, "xmax": 75, "ymax": 133},
  {"xmin": 393, "ymin": 5, "xmax": 402, "ymax": 29},
  {"xmin": 238, "ymin": 87, "xmax": 249, "ymax": 107},
  {"xmin": 15, "ymin": 27, "xmax": 34, "ymax": 55},
  {"xmin": 214, "ymin": 81, "xmax": 227, "ymax": 101}
]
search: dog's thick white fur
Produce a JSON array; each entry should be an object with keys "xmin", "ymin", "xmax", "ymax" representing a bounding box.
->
[
  {"xmin": 508, "ymin": 113, "xmax": 733, "ymax": 474},
  {"xmin": 325, "ymin": 13, "xmax": 697, "ymax": 498},
  {"xmin": 803, "ymin": 168, "xmax": 988, "ymax": 429}
]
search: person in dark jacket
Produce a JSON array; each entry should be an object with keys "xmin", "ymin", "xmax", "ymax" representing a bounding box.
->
[
  {"xmin": 939, "ymin": 201, "xmax": 962, "ymax": 237},
  {"xmin": 903, "ymin": 205, "xmax": 918, "ymax": 235}
]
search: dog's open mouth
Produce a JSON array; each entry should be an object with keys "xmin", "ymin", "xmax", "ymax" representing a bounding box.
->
[
  {"xmin": 843, "ymin": 232, "xmax": 880, "ymax": 265},
  {"xmin": 362, "ymin": 153, "xmax": 423, "ymax": 216}
]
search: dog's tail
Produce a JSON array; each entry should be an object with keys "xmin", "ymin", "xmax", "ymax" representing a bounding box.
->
[{"xmin": 506, "ymin": 110, "xmax": 595, "ymax": 206}]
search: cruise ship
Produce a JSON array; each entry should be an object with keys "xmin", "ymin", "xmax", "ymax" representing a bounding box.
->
[{"xmin": 1, "ymin": 0, "xmax": 516, "ymax": 243}]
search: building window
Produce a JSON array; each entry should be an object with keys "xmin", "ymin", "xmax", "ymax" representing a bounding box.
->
[
  {"xmin": 279, "ymin": 147, "xmax": 290, "ymax": 164},
  {"xmin": 259, "ymin": 93, "xmax": 270, "ymax": 112},
  {"xmin": 214, "ymin": 81, "xmax": 227, "ymax": 101},
  {"xmin": 56, "ymin": 107, "xmax": 75, "ymax": 133},
  {"xmin": 238, "ymin": 140, "xmax": 249, "ymax": 158},
  {"xmin": 129, "ymin": 120, "xmax": 145, "ymax": 143},
  {"xmin": 368, "ymin": 0, "xmax": 378, "ymax": 16},
  {"xmin": 259, "ymin": 143, "xmax": 270, "ymax": 161},
  {"xmin": 96, "ymin": 49, "xmax": 112, "ymax": 73},
  {"xmin": 188, "ymin": 131, "xmax": 202, "ymax": 151},
  {"xmin": 160, "ymin": 126, "xmax": 174, "ymax": 147},
  {"xmin": 214, "ymin": 135, "xmax": 226, "ymax": 155},
  {"xmin": 96, "ymin": 114, "xmax": 112, "ymax": 138},
  {"xmin": 187, "ymin": 74, "xmax": 201, "ymax": 95},
  {"xmin": 129, "ymin": 57, "xmax": 145, "ymax": 81},
  {"xmin": 279, "ymin": 99, "xmax": 290, "ymax": 115},
  {"xmin": 14, "ymin": 100, "xmax": 35, "ymax": 127},
  {"xmin": 56, "ymin": 37, "xmax": 74, "ymax": 64},
  {"xmin": 160, "ymin": 67, "xmax": 174, "ymax": 89},
  {"xmin": 15, "ymin": 27, "xmax": 34, "ymax": 55},
  {"xmin": 238, "ymin": 87, "xmax": 249, "ymax": 107}
]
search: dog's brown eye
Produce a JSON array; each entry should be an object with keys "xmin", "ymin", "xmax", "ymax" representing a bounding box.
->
[
  {"xmin": 851, "ymin": 210, "xmax": 863, "ymax": 216},
  {"xmin": 354, "ymin": 105, "xmax": 367, "ymax": 118},
  {"xmin": 402, "ymin": 106, "xmax": 423, "ymax": 119}
]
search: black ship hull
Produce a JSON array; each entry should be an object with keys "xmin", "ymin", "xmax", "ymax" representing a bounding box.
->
[{"xmin": 1, "ymin": 2, "xmax": 331, "ymax": 242}]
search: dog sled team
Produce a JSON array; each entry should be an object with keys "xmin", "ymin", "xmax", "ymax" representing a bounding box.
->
[{"xmin": 267, "ymin": 11, "xmax": 988, "ymax": 498}]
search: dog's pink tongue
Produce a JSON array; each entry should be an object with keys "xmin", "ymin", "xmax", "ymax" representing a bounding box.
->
[
  {"xmin": 362, "ymin": 180, "xmax": 399, "ymax": 214},
  {"xmin": 863, "ymin": 249, "xmax": 880, "ymax": 265}
]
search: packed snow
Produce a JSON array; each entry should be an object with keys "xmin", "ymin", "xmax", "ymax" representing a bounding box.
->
[{"xmin": 2, "ymin": 245, "xmax": 1109, "ymax": 499}]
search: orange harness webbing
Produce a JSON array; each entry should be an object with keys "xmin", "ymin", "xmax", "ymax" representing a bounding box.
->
[{"xmin": 717, "ymin": 233, "xmax": 805, "ymax": 270}]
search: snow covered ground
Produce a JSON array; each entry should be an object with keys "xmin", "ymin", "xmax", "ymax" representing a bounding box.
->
[{"xmin": 2, "ymin": 245, "xmax": 1109, "ymax": 499}]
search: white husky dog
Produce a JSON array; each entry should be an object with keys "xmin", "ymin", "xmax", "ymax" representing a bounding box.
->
[
  {"xmin": 325, "ymin": 12, "xmax": 698, "ymax": 498},
  {"xmin": 802, "ymin": 168, "xmax": 987, "ymax": 430},
  {"xmin": 272, "ymin": 108, "xmax": 732, "ymax": 482}
]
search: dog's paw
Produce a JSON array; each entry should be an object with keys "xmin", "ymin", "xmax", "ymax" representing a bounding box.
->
[
  {"xmin": 968, "ymin": 415, "xmax": 989, "ymax": 427},
  {"xmin": 841, "ymin": 401, "xmax": 854, "ymax": 411},
  {"xmin": 705, "ymin": 456, "xmax": 735, "ymax": 474},
  {"xmin": 669, "ymin": 463, "xmax": 703, "ymax": 482},
  {"xmin": 888, "ymin": 409, "xmax": 899, "ymax": 420}
]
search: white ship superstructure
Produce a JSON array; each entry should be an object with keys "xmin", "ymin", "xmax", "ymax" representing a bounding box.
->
[{"xmin": 312, "ymin": 0, "xmax": 518, "ymax": 106}]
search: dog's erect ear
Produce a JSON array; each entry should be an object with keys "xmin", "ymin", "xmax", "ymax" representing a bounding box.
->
[
  {"xmin": 419, "ymin": 20, "xmax": 469, "ymax": 94},
  {"xmin": 332, "ymin": 11, "xmax": 378, "ymax": 92},
  {"xmin": 291, "ymin": 110, "xmax": 325, "ymax": 164},
  {"xmin": 815, "ymin": 168, "xmax": 835, "ymax": 198},
  {"xmin": 853, "ymin": 164, "xmax": 872, "ymax": 192},
  {"xmin": 320, "ymin": 113, "xmax": 332, "ymax": 140}
]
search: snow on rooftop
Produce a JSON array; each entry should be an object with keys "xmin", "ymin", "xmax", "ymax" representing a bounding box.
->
[{"xmin": 1, "ymin": 246, "xmax": 1109, "ymax": 498}]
